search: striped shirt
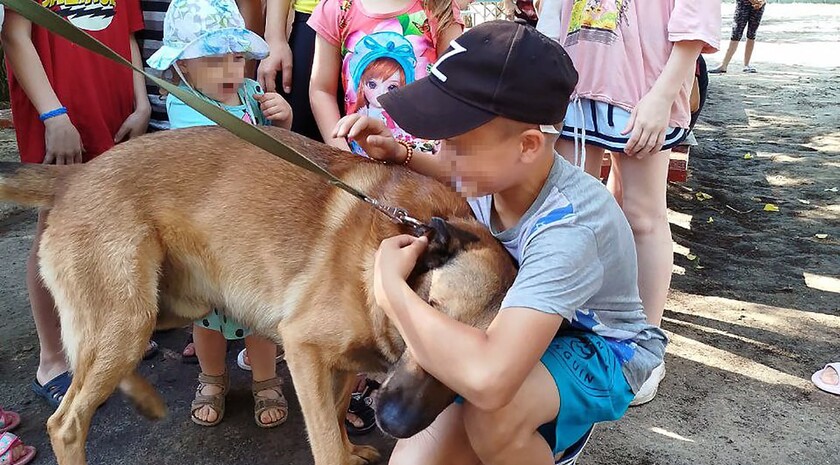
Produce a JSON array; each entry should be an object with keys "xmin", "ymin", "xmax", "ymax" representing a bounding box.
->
[{"xmin": 139, "ymin": 0, "xmax": 171, "ymax": 131}]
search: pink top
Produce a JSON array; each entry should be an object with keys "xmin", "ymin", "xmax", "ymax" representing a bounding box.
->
[
  {"xmin": 537, "ymin": 0, "xmax": 721, "ymax": 128},
  {"xmin": 309, "ymin": 0, "xmax": 463, "ymax": 155}
]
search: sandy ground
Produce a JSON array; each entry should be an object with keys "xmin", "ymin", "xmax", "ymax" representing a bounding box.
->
[{"xmin": 1, "ymin": 3, "xmax": 839, "ymax": 465}]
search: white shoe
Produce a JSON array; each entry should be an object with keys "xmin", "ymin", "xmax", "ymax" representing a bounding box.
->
[{"xmin": 630, "ymin": 362, "xmax": 665, "ymax": 407}]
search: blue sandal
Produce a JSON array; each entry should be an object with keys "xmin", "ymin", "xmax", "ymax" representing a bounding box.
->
[{"xmin": 31, "ymin": 371, "xmax": 72, "ymax": 409}]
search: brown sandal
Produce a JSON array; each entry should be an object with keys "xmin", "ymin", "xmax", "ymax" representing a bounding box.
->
[
  {"xmin": 252, "ymin": 377, "xmax": 288, "ymax": 428},
  {"xmin": 190, "ymin": 372, "xmax": 229, "ymax": 427}
]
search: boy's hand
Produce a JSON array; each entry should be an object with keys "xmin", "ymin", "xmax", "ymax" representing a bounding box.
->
[
  {"xmin": 333, "ymin": 114, "xmax": 402, "ymax": 162},
  {"xmin": 373, "ymin": 235, "xmax": 429, "ymax": 314},
  {"xmin": 258, "ymin": 42, "xmax": 293, "ymax": 94},
  {"xmin": 622, "ymin": 89, "xmax": 672, "ymax": 158},
  {"xmin": 43, "ymin": 115, "xmax": 83, "ymax": 165},
  {"xmin": 114, "ymin": 108, "xmax": 150, "ymax": 143},
  {"xmin": 255, "ymin": 92, "xmax": 293, "ymax": 129}
]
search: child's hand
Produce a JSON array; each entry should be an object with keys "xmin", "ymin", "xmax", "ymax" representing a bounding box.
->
[
  {"xmin": 621, "ymin": 89, "xmax": 672, "ymax": 158},
  {"xmin": 114, "ymin": 108, "xmax": 150, "ymax": 143},
  {"xmin": 255, "ymin": 93, "xmax": 293, "ymax": 129},
  {"xmin": 373, "ymin": 235, "xmax": 429, "ymax": 313},
  {"xmin": 43, "ymin": 115, "xmax": 84, "ymax": 165},
  {"xmin": 333, "ymin": 114, "xmax": 402, "ymax": 162}
]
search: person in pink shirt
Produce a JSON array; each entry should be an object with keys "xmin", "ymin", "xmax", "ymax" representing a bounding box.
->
[{"xmin": 537, "ymin": 0, "xmax": 720, "ymax": 405}]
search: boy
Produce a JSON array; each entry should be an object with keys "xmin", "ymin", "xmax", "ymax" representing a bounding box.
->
[
  {"xmin": 333, "ymin": 21, "xmax": 667, "ymax": 464},
  {"xmin": 2, "ymin": 0, "xmax": 151, "ymax": 407}
]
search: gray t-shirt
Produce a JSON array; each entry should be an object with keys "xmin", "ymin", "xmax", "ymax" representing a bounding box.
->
[{"xmin": 468, "ymin": 155, "xmax": 667, "ymax": 392}]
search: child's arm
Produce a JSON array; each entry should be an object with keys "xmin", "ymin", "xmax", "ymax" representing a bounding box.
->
[
  {"xmin": 373, "ymin": 235, "xmax": 565, "ymax": 411},
  {"xmin": 621, "ymin": 40, "xmax": 704, "ymax": 158},
  {"xmin": 114, "ymin": 34, "xmax": 151, "ymax": 143},
  {"xmin": 435, "ymin": 16, "xmax": 463, "ymax": 55},
  {"xmin": 333, "ymin": 115, "xmax": 451, "ymax": 182},
  {"xmin": 310, "ymin": 36, "xmax": 351, "ymax": 151},
  {"xmin": 259, "ymin": 0, "xmax": 294, "ymax": 93},
  {"xmin": 1, "ymin": 10, "xmax": 83, "ymax": 164},
  {"xmin": 255, "ymin": 92, "xmax": 293, "ymax": 129}
]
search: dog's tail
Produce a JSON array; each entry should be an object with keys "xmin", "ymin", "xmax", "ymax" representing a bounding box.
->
[{"xmin": 0, "ymin": 162, "xmax": 71, "ymax": 208}]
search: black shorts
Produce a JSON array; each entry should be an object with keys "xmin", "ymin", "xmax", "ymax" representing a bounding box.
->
[{"xmin": 732, "ymin": 0, "xmax": 765, "ymax": 41}]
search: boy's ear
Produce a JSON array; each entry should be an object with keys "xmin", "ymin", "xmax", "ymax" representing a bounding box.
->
[
  {"xmin": 520, "ymin": 128, "xmax": 546, "ymax": 163},
  {"xmin": 413, "ymin": 217, "xmax": 480, "ymax": 274}
]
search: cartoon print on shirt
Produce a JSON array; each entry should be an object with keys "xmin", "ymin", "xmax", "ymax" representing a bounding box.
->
[{"xmin": 565, "ymin": 0, "xmax": 632, "ymax": 46}]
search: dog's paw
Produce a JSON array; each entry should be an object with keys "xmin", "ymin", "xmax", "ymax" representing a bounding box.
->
[{"xmin": 351, "ymin": 444, "xmax": 381, "ymax": 464}]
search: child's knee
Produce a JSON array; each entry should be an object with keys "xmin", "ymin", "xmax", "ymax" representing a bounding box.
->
[
  {"xmin": 462, "ymin": 403, "xmax": 529, "ymax": 458},
  {"xmin": 621, "ymin": 198, "xmax": 668, "ymax": 238}
]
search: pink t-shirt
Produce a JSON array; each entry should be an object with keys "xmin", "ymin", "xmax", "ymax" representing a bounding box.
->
[
  {"xmin": 308, "ymin": 0, "xmax": 463, "ymax": 155},
  {"xmin": 537, "ymin": 0, "xmax": 721, "ymax": 128}
]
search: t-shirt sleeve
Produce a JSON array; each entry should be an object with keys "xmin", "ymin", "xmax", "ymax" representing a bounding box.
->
[
  {"xmin": 500, "ymin": 225, "xmax": 604, "ymax": 321},
  {"xmin": 669, "ymin": 0, "xmax": 722, "ymax": 54},
  {"xmin": 166, "ymin": 94, "xmax": 217, "ymax": 129},
  {"xmin": 307, "ymin": 0, "xmax": 341, "ymax": 47},
  {"xmin": 125, "ymin": 0, "xmax": 145, "ymax": 34}
]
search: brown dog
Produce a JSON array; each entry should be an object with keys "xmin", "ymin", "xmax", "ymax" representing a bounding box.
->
[{"xmin": 0, "ymin": 126, "xmax": 516, "ymax": 465}]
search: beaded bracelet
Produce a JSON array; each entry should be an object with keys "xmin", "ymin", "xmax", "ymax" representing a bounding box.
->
[
  {"xmin": 396, "ymin": 140, "xmax": 414, "ymax": 166},
  {"xmin": 39, "ymin": 107, "xmax": 68, "ymax": 122}
]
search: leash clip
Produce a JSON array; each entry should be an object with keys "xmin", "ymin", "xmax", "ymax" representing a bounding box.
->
[{"xmin": 366, "ymin": 198, "xmax": 429, "ymax": 235}]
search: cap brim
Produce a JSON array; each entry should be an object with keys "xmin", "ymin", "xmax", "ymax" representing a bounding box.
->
[{"xmin": 380, "ymin": 78, "xmax": 496, "ymax": 140}]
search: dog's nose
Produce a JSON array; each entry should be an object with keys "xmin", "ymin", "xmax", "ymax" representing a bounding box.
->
[{"xmin": 374, "ymin": 397, "xmax": 428, "ymax": 439}]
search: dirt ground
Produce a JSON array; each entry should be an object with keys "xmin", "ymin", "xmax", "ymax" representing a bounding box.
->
[{"xmin": 1, "ymin": 3, "xmax": 839, "ymax": 465}]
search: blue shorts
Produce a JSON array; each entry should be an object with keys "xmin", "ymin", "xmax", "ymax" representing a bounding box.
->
[
  {"xmin": 537, "ymin": 331, "xmax": 633, "ymax": 454},
  {"xmin": 560, "ymin": 98, "xmax": 688, "ymax": 152},
  {"xmin": 454, "ymin": 331, "xmax": 633, "ymax": 456}
]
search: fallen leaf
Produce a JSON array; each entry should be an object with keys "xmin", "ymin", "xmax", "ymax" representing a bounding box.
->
[
  {"xmin": 707, "ymin": 217, "xmax": 714, "ymax": 223},
  {"xmin": 686, "ymin": 253, "xmax": 697, "ymax": 261},
  {"xmin": 797, "ymin": 199, "xmax": 811, "ymax": 205},
  {"xmin": 744, "ymin": 153, "xmax": 754, "ymax": 160},
  {"xmin": 826, "ymin": 187, "xmax": 839, "ymax": 192},
  {"xmin": 695, "ymin": 265, "xmax": 705, "ymax": 270},
  {"xmin": 695, "ymin": 192, "xmax": 713, "ymax": 201},
  {"xmin": 764, "ymin": 203, "xmax": 780, "ymax": 212},
  {"xmin": 815, "ymin": 234, "xmax": 828, "ymax": 239}
]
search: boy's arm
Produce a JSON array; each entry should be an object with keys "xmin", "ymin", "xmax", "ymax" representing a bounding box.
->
[
  {"xmin": 375, "ymin": 228, "xmax": 603, "ymax": 410},
  {"xmin": 309, "ymin": 36, "xmax": 351, "ymax": 151},
  {"xmin": 374, "ymin": 235, "xmax": 564, "ymax": 411},
  {"xmin": 259, "ymin": 0, "xmax": 293, "ymax": 93},
  {"xmin": 332, "ymin": 114, "xmax": 451, "ymax": 182},
  {"xmin": 115, "ymin": 34, "xmax": 151, "ymax": 142},
  {"xmin": 1, "ymin": 9, "xmax": 83, "ymax": 164}
]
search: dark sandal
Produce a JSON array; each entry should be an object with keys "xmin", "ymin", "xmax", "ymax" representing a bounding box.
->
[
  {"xmin": 345, "ymin": 379, "xmax": 380, "ymax": 436},
  {"xmin": 190, "ymin": 372, "xmax": 229, "ymax": 427},
  {"xmin": 252, "ymin": 377, "xmax": 288, "ymax": 428},
  {"xmin": 31, "ymin": 371, "xmax": 72, "ymax": 409}
]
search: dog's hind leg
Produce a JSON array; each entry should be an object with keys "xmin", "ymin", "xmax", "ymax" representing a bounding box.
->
[{"xmin": 39, "ymin": 231, "xmax": 164, "ymax": 465}]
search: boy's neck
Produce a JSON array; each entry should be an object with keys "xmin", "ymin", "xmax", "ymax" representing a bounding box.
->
[{"xmin": 491, "ymin": 150, "xmax": 555, "ymax": 232}]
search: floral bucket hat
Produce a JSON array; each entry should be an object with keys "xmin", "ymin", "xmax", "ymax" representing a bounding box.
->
[{"xmin": 147, "ymin": 0, "xmax": 269, "ymax": 71}]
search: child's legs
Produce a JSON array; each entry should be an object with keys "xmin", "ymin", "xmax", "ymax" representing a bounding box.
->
[
  {"xmin": 612, "ymin": 151, "xmax": 672, "ymax": 326},
  {"xmin": 193, "ymin": 324, "xmax": 227, "ymax": 377},
  {"xmin": 244, "ymin": 335, "xmax": 278, "ymax": 383},
  {"xmin": 555, "ymin": 138, "xmax": 606, "ymax": 179},
  {"xmin": 390, "ymin": 363, "xmax": 559, "ymax": 465},
  {"xmin": 29, "ymin": 210, "xmax": 67, "ymax": 385}
]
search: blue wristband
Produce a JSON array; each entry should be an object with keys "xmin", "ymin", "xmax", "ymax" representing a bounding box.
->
[{"xmin": 39, "ymin": 107, "xmax": 68, "ymax": 122}]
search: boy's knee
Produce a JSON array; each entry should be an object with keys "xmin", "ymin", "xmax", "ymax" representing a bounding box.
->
[{"xmin": 462, "ymin": 403, "xmax": 529, "ymax": 458}]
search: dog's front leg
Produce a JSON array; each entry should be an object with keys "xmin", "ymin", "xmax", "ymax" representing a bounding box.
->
[{"xmin": 285, "ymin": 343, "xmax": 376, "ymax": 465}]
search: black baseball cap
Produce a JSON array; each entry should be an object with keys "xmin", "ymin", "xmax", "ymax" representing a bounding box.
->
[{"xmin": 380, "ymin": 20, "xmax": 578, "ymax": 140}]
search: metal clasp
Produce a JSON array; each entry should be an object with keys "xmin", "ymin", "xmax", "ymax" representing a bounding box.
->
[{"xmin": 365, "ymin": 198, "xmax": 430, "ymax": 235}]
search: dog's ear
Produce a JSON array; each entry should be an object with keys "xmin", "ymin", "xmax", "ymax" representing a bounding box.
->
[{"xmin": 414, "ymin": 217, "xmax": 480, "ymax": 273}]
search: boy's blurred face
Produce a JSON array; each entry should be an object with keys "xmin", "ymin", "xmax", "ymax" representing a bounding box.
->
[
  {"xmin": 178, "ymin": 54, "xmax": 247, "ymax": 104},
  {"xmin": 438, "ymin": 118, "xmax": 549, "ymax": 197}
]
